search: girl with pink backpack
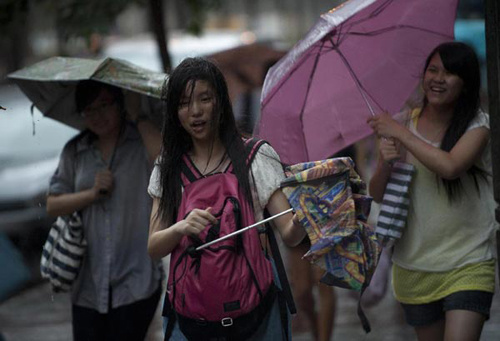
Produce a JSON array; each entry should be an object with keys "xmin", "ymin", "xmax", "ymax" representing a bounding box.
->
[{"xmin": 147, "ymin": 57, "xmax": 306, "ymax": 340}]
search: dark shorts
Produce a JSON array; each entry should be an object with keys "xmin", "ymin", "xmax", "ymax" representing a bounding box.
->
[{"xmin": 400, "ymin": 290, "xmax": 494, "ymax": 327}]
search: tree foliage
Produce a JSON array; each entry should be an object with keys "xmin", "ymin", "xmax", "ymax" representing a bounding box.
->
[
  {"xmin": 33, "ymin": 0, "xmax": 222, "ymax": 39},
  {"xmin": 0, "ymin": 0, "xmax": 28, "ymax": 30},
  {"xmin": 0, "ymin": 0, "xmax": 223, "ymax": 74},
  {"xmin": 39, "ymin": 0, "xmax": 145, "ymax": 40},
  {"xmin": 0, "ymin": 0, "xmax": 29, "ymax": 73},
  {"xmin": 184, "ymin": 0, "xmax": 221, "ymax": 35}
]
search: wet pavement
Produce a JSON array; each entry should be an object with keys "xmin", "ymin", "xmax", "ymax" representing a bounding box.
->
[{"xmin": 1, "ymin": 278, "xmax": 500, "ymax": 341}]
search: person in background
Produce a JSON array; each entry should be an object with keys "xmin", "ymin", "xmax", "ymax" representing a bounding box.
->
[
  {"xmin": 287, "ymin": 236, "xmax": 336, "ymax": 341},
  {"xmin": 368, "ymin": 42, "xmax": 497, "ymax": 341},
  {"xmin": 46, "ymin": 80, "xmax": 162, "ymax": 341}
]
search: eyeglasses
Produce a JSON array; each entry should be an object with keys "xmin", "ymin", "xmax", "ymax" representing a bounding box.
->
[{"xmin": 81, "ymin": 101, "xmax": 116, "ymax": 119}]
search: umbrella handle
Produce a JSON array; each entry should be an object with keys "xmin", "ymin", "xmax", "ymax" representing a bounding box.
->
[{"xmin": 195, "ymin": 208, "xmax": 294, "ymax": 251}]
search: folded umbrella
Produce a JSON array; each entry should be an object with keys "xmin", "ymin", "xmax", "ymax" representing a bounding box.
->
[{"xmin": 8, "ymin": 56, "xmax": 167, "ymax": 130}]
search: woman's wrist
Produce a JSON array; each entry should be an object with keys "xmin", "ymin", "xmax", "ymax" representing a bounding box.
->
[
  {"xmin": 172, "ymin": 220, "xmax": 188, "ymax": 237},
  {"xmin": 378, "ymin": 157, "xmax": 393, "ymax": 174},
  {"xmin": 395, "ymin": 125, "xmax": 412, "ymax": 145},
  {"xmin": 88, "ymin": 187, "xmax": 101, "ymax": 202}
]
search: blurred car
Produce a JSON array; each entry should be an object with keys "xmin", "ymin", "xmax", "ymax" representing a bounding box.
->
[{"xmin": 0, "ymin": 85, "xmax": 77, "ymax": 234}]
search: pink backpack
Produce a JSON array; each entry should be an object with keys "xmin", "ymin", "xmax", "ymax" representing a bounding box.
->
[{"xmin": 165, "ymin": 139, "xmax": 278, "ymax": 340}]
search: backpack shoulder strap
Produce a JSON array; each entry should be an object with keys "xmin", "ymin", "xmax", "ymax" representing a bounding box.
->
[
  {"xmin": 265, "ymin": 218, "xmax": 296, "ymax": 315},
  {"xmin": 180, "ymin": 154, "xmax": 202, "ymax": 186},
  {"xmin": 244, "ymin": 138, "xmax": 268, "ymax": 167},
  {"xmin": 180, "ymin": 138, "xmax": 268, "ymax": 183},
  {"xmin": 265, "ymin": 210, "xmax": 295, "ymax": 341},
  {"xmin": 224, "ymin": 138, "xmax": 267, "ymax": 174}
]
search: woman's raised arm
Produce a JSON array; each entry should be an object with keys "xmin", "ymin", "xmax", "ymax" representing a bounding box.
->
[{"xmin": 265, "ymin": 189, "xmax": 306, "ymax": 247}]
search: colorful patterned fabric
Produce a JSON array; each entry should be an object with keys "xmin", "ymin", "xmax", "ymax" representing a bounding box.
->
[{"xmin": 281, "ymin": 157, "xmax": 381, "ymax": 291}]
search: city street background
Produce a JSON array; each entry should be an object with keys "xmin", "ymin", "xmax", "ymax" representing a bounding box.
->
[{"xmin": 0, "ymin": 1, "xmax": 494, "ymax": 340}]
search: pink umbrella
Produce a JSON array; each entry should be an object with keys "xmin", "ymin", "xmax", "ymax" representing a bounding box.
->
[{"xmin": 256, "ymin": 0, "xmax": 458, "ymax": 164}]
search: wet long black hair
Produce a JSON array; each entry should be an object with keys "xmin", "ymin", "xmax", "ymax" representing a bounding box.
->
[
  {"xmin": 157, "ymin": 57, "xmax": 252, "ymax": 223},
  {"xmin": 421, "ymin": 42, "xmax": 487, "ymax": 201}
]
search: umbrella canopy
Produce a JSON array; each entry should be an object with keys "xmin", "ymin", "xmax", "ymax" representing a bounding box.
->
[
  {"xmin": 281, "ymin": 157, "xmax": 380, "ymax": 332},
  {"xmin": 257, "ymin": 0, "xmax": 458, "ymax": 164},
  {"xmin": 281, "ymin": 157, "xmax": 379, "ymax": 289},
  {"xmin": 8, "ymin": 57, "xmax": 167, "ymax": 130}
]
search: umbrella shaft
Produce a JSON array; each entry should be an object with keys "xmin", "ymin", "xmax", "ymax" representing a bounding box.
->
[
  {"xmin": 359, "ymin": 86, "xmax": 376, "ymax": 116},
  {"xmin": 195, "ymin": 208, "xmax": 294, "ymax": 251}
]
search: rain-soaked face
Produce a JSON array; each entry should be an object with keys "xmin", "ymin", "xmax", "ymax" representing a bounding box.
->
[
  {"xmin": 81, "ymin": 88, "xmax": 122, "ymax": 137},
  {"xmin": 423, "ymin": 53, "xmax": 464, "ymax": 109},
  {"xmin": 177, "ymin": 80, "xmax": 217, "ymax": 145}
]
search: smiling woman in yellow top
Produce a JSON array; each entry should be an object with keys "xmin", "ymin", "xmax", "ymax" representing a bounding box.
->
[{"xmin": 368, "ymin": 42, "xmax": 497, "ymax": 341}]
